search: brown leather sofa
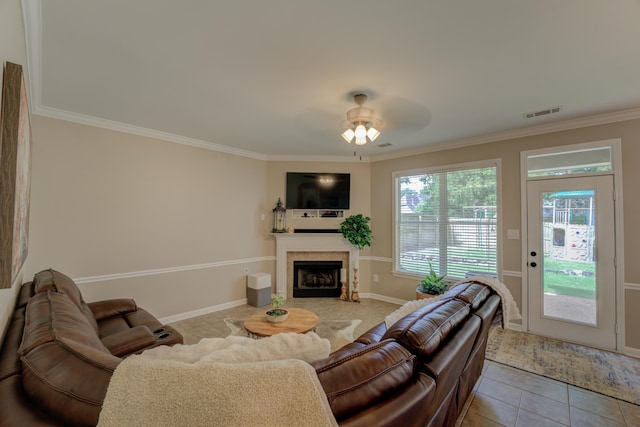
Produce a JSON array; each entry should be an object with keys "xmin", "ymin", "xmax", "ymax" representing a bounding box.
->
[
  {"xmin": 1, "ymin": 270, "xmax": 498, "ymax": 427},
  {"xmin": 0, "ymin": 269, "xmax": 183, "ymax": 426},
  {"xmin": 311, "ymin": 280, "xmax": 501, "ymax": 427}
]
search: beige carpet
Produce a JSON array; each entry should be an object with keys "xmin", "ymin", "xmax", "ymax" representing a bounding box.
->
[{"xmin": 486, "ymin": 327, "xmax": 640, "ymax": 405}]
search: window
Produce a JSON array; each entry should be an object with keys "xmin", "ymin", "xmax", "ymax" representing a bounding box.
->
[
  {"xmin": 393, "ymin": 162, "xmax": 499, "ymax": 280},
  {"xmin": 527, "ymin": 146, "xmax": 612, "ymax": 177}
]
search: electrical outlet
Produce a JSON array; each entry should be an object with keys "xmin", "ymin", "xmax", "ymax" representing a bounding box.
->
[{"xmin": 373, "ymin": 274, "xmax": 379, "ymax": 282}]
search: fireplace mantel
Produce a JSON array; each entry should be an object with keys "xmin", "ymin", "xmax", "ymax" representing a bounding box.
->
[{"xmin": 272, "ymin": 233, "xmax": 359, "ymax": 299}]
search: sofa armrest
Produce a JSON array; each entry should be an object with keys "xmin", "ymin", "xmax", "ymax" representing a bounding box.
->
[
  {"xmin": 312, "ymin": 340, "xmax": 416, "ymax": 422},
  {"xmin": 101, "ymin": 326, "xmax": 157, "ymax": 357},
  {"xmin": 354, "ymin": 322, "xmax": 387, "ymax": 345},
  {"xmin": 88, "ymin": 299, "xmax": 138, "ymax": 321}
]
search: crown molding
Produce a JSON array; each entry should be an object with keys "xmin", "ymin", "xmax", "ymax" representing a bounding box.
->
[
  {"xmin": 369, "ymin": 108, "xmax": 640, "ymax": 162},
  {"xmin": 267, "ymin": 154, "xmax": 371, "ymax": 163},
  {"xmin": 21, "ymin": 0, "xmax": 41, "ymax": 109},
  {"xmin": 33, "ymin": 105, "xmax": 270, "ymax": 160}
]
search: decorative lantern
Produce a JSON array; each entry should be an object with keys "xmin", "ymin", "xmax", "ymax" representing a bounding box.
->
[{"xmin": 272, "ymin": 198, "xmax": 287, "ymax": 233}]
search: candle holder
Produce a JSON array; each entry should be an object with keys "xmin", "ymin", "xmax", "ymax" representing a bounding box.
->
[
  {"xmin": 339, "ymin": 280, "xmax": 349, "ymax": 301},
  {"xmin": 351, "ymin": 268, "xmax": 360, "ymax": 303}
]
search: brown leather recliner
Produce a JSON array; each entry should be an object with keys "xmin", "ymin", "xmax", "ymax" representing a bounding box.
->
[
  {"xmin": 0, "ymin": 269, "xmax": 183, "ymax": 427},
  {"xmin": 31, "ymin": 269, "xmax": 182, "ymax": 356}
]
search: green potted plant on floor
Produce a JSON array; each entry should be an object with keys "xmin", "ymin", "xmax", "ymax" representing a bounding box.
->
[
  {"xmin": 416, "ymin": 262, "xmax": 448, "ymax": 300},
  {"xmin": 266, "ymin": 294, "xmax": 289, "ymax": 323}
]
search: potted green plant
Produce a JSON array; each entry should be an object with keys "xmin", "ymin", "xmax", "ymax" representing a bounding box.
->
[
  {"xmin": 266, "ymin": 294, "xmax": 289, "ymax": 323},
  {"xmin": 416, "ymin": 263, "xmax": 448, "ymax": 299},
  {"xmin": 339, "ymin": 214, "xmax": 373, "ymax": 249}
]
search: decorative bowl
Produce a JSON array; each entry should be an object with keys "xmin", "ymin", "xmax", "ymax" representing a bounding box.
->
[{"xmin": 265, "ymin": 309, "xmax": 289, "ymax": 323}]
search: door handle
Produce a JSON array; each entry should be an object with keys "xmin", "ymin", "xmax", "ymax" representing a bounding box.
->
[{"xmin": 530, "ymin": 262, "xmax": 537, "ymax": 267}]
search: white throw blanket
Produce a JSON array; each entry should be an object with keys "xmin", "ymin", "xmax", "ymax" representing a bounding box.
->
[
  {"xmin": 98, "ymin": 333, "xmax": 337, "ymax": 427},
  {"xmin": 451, "ymin": 276, "xmax": 522, "ymax": 326}
]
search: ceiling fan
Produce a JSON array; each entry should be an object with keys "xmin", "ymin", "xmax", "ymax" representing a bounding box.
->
[{"xmin": 340, "ymin": 94, "xmax": 383, "ymax": 145}]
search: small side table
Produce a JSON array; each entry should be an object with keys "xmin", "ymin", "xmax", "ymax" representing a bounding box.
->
[{"xmin": 244, "ymin": 307, "xmax": 318, "ymax": 337}]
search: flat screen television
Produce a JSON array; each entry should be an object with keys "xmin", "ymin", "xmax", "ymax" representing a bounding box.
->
[{"xmin": 285, "ymin": 172, "xmax": 350, "ymax": 210}]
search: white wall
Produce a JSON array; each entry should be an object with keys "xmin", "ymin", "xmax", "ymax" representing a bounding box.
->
[{"xmin": 25, "ymin": 116, "xmax": 271, "ymax": 318}]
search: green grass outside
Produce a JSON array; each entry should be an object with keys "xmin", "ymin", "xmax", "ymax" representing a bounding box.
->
[
  {"xmin": 543, "ymin": 258, "xmax": 595, "ymax": 299},
  {"xmin": 400, "ymin": 247, "xmax": 597, "ymax": 299}
]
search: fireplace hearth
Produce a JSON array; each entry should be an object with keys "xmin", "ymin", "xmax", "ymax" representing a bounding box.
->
[{"xmin": 293, "ymin": 261, "xmax": 342, "ymax": 298}]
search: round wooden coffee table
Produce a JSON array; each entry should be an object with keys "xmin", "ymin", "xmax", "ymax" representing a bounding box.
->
[{"xmin": 244, "ymin": 308, "xmax": 318, "ymax": 337}]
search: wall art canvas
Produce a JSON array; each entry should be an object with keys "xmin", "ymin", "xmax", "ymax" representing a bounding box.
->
[{"xmin": 0, "ymin": 62, "xmax": 32, "ymax": 288}]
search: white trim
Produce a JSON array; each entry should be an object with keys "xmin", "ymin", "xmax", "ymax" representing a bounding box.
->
[
  {"xmin": 364, "ymin": 293, "xmax": 405, "ymax": 306},
  {"xmin": 73, "ymin": 257, "xmax": 274, "ymax": 285},
  {"xmin": 519, "ymin": 150, "xmax": 530, "ymax": 333},
  {"xmin": 502, "ymin": 270, "xmax": 522, "ymax": 278},
  {"xmin": 506, "ymin": 323, "xmax": 523, "ymax": 332},
  {"xmin": 159, "ymin": 298, "xmax": 248, "ymax": 324},
  {"xmin": 21, "ymin": 0, "xmax": 41, "ymax": 109},
  {"xmin": 267, "ymin": 154, "xmax": 371, "ymax": 163},
  {"xmin": 368, "ymin": 256, "xmax": 393, "ymax": 263},
  {"xmin": 612, "ymin": 140, "xmax": 625, "ymax": 352},
  {"xmin": 33, "ymin": 105, "xmax": 270, "ymax": 160},
  {"xmin": 624, "ymin": 282, "xmax": 640, "ymax": 291},
  {"xmin": 621, "ymin": 345, "xmax": 640, "ymax": 359}
]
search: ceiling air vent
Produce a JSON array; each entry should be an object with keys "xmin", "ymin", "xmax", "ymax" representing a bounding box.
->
[
  {"xmin": 376, "ymin": 142, "xmax": 393, "ymax": 148},
  {"xmin": 523, "ymin": 106, "xmax": 562, "ymax": 120}
]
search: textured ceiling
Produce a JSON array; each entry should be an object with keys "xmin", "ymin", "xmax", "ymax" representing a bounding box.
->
[{"xmin": 23, "ymin": 0, "xmax": 640, "ymax": 159}]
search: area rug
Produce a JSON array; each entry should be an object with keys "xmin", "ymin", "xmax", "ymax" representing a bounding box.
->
[
  {"xmin": 224, "ymin": 318, "xmax": 361, "ymax": 352},
  {"xmin": 486, "ymin": 327, "xmax": 640, "ymax": 405}
]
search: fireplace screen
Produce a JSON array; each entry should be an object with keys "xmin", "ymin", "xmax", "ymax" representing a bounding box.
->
[{"xmin": 293, "ymin": 260, "xmax": 342, "ymax": 298}]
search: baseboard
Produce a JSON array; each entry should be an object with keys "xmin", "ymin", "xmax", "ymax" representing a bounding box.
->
[
  {"xmin": 506, "ymin": 322, "xmax": 523, "ymax": 331},
  {"xmin": 363, "ymin": 293, "xmax": 406, "ymax": 305},
  {"xmin": 621, "ymin": 345, "xmax": 640, "ymax": 359},
  {"xmin": 159, "ymin": 298, "xmax": 248, "ymax": 324}
]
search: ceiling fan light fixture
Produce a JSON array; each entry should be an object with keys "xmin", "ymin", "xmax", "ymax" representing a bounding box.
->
[
  {"xmin": 366, "ymin": 127, "xmax": 380, "ymax": 141},
  {"xmin": 341, "ymin": 128, "xmax": 355, "ymax": 143},
  {"xmin": 354, "ymin": 124, "xmax": 367, "ymax": 139},
  {"xmin": 340, "ymin": 93, "xmax": 382, "ymax": 146}
]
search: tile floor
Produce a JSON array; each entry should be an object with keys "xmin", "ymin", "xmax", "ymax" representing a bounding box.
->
[{"xmin": 457, "ymin": 361, "xmax": 640, "ymax": 426}]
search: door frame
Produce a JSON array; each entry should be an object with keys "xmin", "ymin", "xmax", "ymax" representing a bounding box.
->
[
  {"xmin": 519, "ymin": 139, "xmax": 625, "ymax": 351},
  {"xmin": 526, "ymin": 175, "xmax": 616, "ymax": 349}
]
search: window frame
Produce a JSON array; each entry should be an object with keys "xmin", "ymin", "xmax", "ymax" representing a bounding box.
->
[{"xmin": 391, "ymin": 159, "xmax": 502, "ymax": 281}]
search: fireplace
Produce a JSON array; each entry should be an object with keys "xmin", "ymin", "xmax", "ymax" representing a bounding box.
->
[
  {"xmin": 293, "ymin": 261, "xmax": 342, "ymax": 298},
  {"xmin": 273, "ymin": 233, "xmax": 358, "ymax": 299}
]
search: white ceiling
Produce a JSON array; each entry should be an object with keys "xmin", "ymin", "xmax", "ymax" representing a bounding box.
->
[{"xmin": 23, "ymin": 0, "xmax": 640, "ymax": 160}]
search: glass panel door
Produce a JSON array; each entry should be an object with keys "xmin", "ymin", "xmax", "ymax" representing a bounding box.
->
[{"xmin": 527, "ymin": 176, "xmax": 616, "ymax": 349}]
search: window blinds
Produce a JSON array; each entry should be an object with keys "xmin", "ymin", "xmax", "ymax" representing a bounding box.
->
[{"xmin": 394, "ymin": 165, "xmax": 498, "ymax": 280}]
